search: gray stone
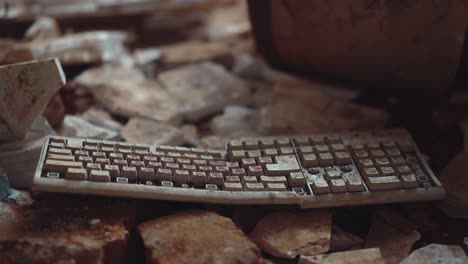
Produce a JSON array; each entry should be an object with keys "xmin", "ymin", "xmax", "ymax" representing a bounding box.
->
[
  {"xmin": 250, "ymin": 210, "xmax": 331, "ymax": 258},
  {"xmin": 299, "ymin": 248, "xmax": 385, "ymax": 264},
  {"xmin": 60, "ymin": 115, "xmax": 119, "ymax": 140},
  {"xmin": 158, "ymin": 62, "xmax": 251, "ymax": 122},
  {"xmin": 80, "ymin": 108, "xmax": 123, "ymax": 131},
  {"xmin": 121, "ymin": 117, "xmax": 185, "ymax": 146},
  {"xmin": 210, "ymin": 105, "xmax": 260, "ymax": 138},
  {"xmin": 400, "ymin": 244, "xmax": 468, "ymax": 264},
  {"xmin": 77, "ymin": 66, "xmax": 182, "ymax": 125}
]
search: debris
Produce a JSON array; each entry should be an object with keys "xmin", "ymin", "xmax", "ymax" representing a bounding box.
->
[
  {"xmin": 0, "ymin": 195, "xmax": 136, "ymax": 264},
  {"xmin": 210, "ymin": 105, "xmax": 261, "ymax": 138},
  {"xmin": 60, "ymin": 115, "xmax": 119, "ymax": 140},
  {"xmin": 23, "ymin": 16, "xmax": 61, "ymax": 42},
  {"xmin": 121, "ymin": 117, "xmax": 185, "ymax": 146},
  {"xmin": 365, "ymin": 216, "xmax": 420, "ymax": 264},
  {"xmin": 0, "ymin": 58, "xmax": 65, "ymax": 141},
  {"xmin": 138, "ymin": 210, "xmax": 265, "ymax": 264},
  {"xmin": 258, "ymin": 83, "xmax": 388, "ymax": 135},
  {"xmin": 158, "ymin": 62, "xmax": 251, "ymax": 122},
  {"xmin": 77, "ymin": 66, "xmax": 182, "ymax": 125},
  {"xmin": 181, "ymin": 124, "xmax": 199, "ymax": 146},
  {"xmin": 4, "ymin": 31, "xmax": 131, "ymax": 66},
  {"xmin": 201, "ymin": 0, "xmax": 251, "ymax": 40},
  {"xmin": 329, "ymin": 225, "xmax": 363, "ymax": 252},
  {"xmin": 299, "ymin": 248, "xmax": 385, "ymax": 264},
  {"xmin": 81, "ymin": 108, "xmax": 123, "ymax": 131},
  {"xmin": 5, "ymin": 188, "xmax": 34, "ymax": 207},
  {"xmin": 158, "ymin": 40, "xmax": 233, "ymax": 67},
  {"xmin": 439, "ymin": 151, "xmax": 468, "ymax": 219},
  {"xmin": 400, "ymin": 244, "xmax": 468, "ymax": 264},
  {"xmin": 250, "ymin": 210, "xmax": 331, "ymax": 258},
  {"xmin": 0, "ymin": 169, "xmax": 11, "ymax": 202},
  {"xmin": 42, "ymin": 92, "xmax": 66, "ymax": 129},
  {"xmin": 198, "ymin": 135, "xmax": 230, "ymax": 149}
]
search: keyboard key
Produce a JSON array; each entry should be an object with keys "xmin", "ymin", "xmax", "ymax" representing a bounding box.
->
[
  {"xmin": 121, "ymin": 166, "xmax": 138, "ymax": 182},
  {"xmin": 191, "ymin": 171, "xmax": 207, "ymax": 187},
  {"xmin": 156, "ymin": 168, "xmax": 173, "ymax": 182},
  {"xmin": 343, "ymin": 173, "xmax": 365, "ymax": 192},
  {"xmin": 247, "ymin": 166, "xmax": 263, "ymax": 176},
  {"xmin": 318, "ymin": 153, "xmax": 334, "ymax": 166},
  {"xmin": 301, "ymin": 153, "xmax": 318, "ymax": 167},
  {"xmin": 205, "ymin": 184, "xmax": 218, "ymax": 190},
  {"xmin": 104, "ymin": 164, "xmax": 120, "ymax": 179},
  {"xmin": 229, "ymin": 140, "xmax": 243, "ymax": 150},
  {"xmin": 86, "ymin": 163, "xmax": 101, "ymax": 175},
  {"xmin": 367, "ymin": 176, "xmax": 401, "ymax": 191},
  {"xmin": 379, "ymin": 167, "xmax": 396, "ymax": 176},
  {"xmin": 174, "ymin": 170, "xmax": 190, "ymax": 186},
  {"xmin": 116, "ymin": 177, "xmax": 129, "ymax": 184},
  {"xmin": 78, "ymin": 156, "xmax": 93, "ymax": 167},
  {"xmin": 226, "ymin": 176, "xmax": 241, "ymax": 183},
  {"xmin": 214, "ymin": 166, "xmax": 230, "ymax": 176},
  {"xmin": 244, "ymin": 183, "xmax": 265, "ymax": 191},
  {"xmin": 241, "ymin": 158, "xmax": 256, "ymax": 168},
  {"xmin": 330, "ymin": 179, "xmax": 347, "ymax": 193},
  {"xmin": 299, "ymin": 146, "xmax": 314, "ymax": 154},
  {"xmin": 46, "ymin": 172, "xmax": 60, "ymax": 179},
  {"xmin": 48, "ymin": 154, "xmax": 75, "ymax": 162},
  {"xmin": 161, "ymin": 181, "xmax": 173, "ymax": 187},
  {"xmin": 140, "ymin": 167, "xmax": 155, "ymax": 182},
  {"xmin": 288, "ymin": 172, "xmax": 307, "ymax": 187},
  {"xmin": 315, "ymin": 145, "xmax": 329, "ymax": 153},
  {"xmin": 244, "ymin": 140, "xmax": 259, "ymax": 150},
  {"xmin": 396, "ymin": 165, "xmax": 412, "ymax": 175},
  {"xmin": 357, "ymin": 158, "xmax": 374, "ymax": 168},
  {"xmin": 370, "ymin": 149, "xmax": 385, "ymax": 157},
  {"xmin": 294, "ymin": 137, "xmax": 310, "ymax": 146},
  {"xmin": 242, "ymin": 176, "xmax": 258, "ymax": 183},
  {"xmin": 266, "ymin": 155, "xmax": 300, "ymax": 176},
  {"xmin": 334, "ymin": 152, "xmax": 352, "ymax": 165},
  {"xmin": 375, "ymin": 157, "xmax": 390, "ymax": 166},
  {"xmin": 391, "ymin": 156, "xmax": 406, "ymax": 165},
  {"xmin": 265, "ymin": 183, "xmax": 287, "ymax": 191},
  {"xmin": 260, "ymin": 139, "xmax": 275, "ymax": 149},
  {"xmin": 89, "ymin": 170, "xmax": 111, "ymax": 182},
  {"xmin": 292, "ymin": 187, "xmax": 306, "ymax": 195},
  {"xmin": 247, "ymin": 150, "xmax": 262, "ymax": 158},
  {"xmin": 65, "ymin": 168, "xmax": 87, "ymax": 180},
  {"xmin": 331, "ymin": 144, "xmax": 346, "ymax": 152},
  {"xmin": 275, "ymin": 138, "xmax": 291, "ymax": 148},
  {"xmin": 224, "ymin": 182, "xmax": 243, "ymax": 191},
  {"xmin": 259, "ymin": 176, "xmax": 288, "ymax": 185},
  {"xmin": 310, "ymin": 179, "xmax": 330, "ymax": 194},
  {"xmin": 362, "ymin": 167, "xmax": 379, "ymax": 178},
  {"xmin": 49, "ymin": 147, "xmax": 72, "ymax": 156},
  {"xmin": 401, "ymin": 174, "xmax": 418, "ymax": 188},
  {"xmin": 44, "ymin": 160, "xmax": 83, "ymax": 173},
  {"xmin": 207, "ymin": 172, "xmax": 224, "ymax": 185}
]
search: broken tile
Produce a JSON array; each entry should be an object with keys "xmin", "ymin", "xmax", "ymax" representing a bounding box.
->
[
  {"xmin": 0, "ymin": 58, "xmax": 65, "ymax": 141},
  {"xmin": 158, "ymin": 40, "xmax": 233, "ymax": 67},
  {"xmin": 439, "ymin": 151, "xmax": 468, "ymax": 219},
  {"xmin": 365, "ymin": 218, "xmax": 420, "ymax": 264},
  {"xmin": 258, "ymin": 83, "xmax": 388, "ymax": 135},
  {"xmin": 250, "ymin": 210, "xmax": 331, "ymax": 258},
  {"xmin": 158, "ymin": 62, "xmax": 251, "ymax": 122},
  {"xmin": 81, "ymin": 107, "xmax": 123, "ymax": 131},
  {"xmin": 4, "ymin": 31, "xmax": 130, "ymax": 65},
  {"xmin": 121, "ymin": 117, "xmax": 185, "ymax": 146},
  {"xmin": 210, "ymin": 105, "xmax": 261, "ymax": 138},
  {"xmin": 60, "ymin": 115, "xmax": 119, "ymax": 140},
  {"xmin": 400, "ymin": 244, "xmax": 468, "ymax": 264},
  {"xmin": 329, "ymin": 225, "xmax": 363, "ymax": 252},
  {"xmin": 23, "ymin": 16, "xmax": 61, "ymax": 42},
  {"xmin": 299, "ymin": 248, "xmax": 385, "ymax": 264},
  {"xmin": 138, "ymin": 210, "xmax": 265, "ymax": 264},
  {"xmin": 77, "ymin": 66, "xmax": 182, "ymax": 125}
]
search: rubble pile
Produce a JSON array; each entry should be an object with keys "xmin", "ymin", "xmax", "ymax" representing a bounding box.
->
[{"xmin": 1, "ymin": 1, "xmax": 468, "ymax": 263}]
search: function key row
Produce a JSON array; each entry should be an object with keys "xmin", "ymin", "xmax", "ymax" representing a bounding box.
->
[{"xmin": 228, "ymin": 135, "xmax": 343, "ymax": 150}]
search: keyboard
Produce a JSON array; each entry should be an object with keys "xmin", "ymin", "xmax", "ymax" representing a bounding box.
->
[{"xmin": 32, "ymin": 129, "xmax": 445, "ymax": 208}]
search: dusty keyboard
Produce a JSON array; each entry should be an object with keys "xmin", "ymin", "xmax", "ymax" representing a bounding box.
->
[{"xmin": 32, "ymin": 129, "xmax": 445, "ymax": 208}]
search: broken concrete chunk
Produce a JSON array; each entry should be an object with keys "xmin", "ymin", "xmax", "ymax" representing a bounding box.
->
[
  {"xmin": 81, "ymin": 108, "xmax": 123, "ymax": 131},
  {"xmin": 121, "ymin": 117, "xmax": 185, "ymax": 146},
  {"xmin": 77, "ymin": 66, "xmax": 182, "ymax": 124},
  {"xmin": 250, "ymin": 210, "xmax": 331, "ymax": 258},
  {"xmin": 329, "ymin": 225, "xmax": 363, "ymax": 252},
  {"xmin": 210, "ymin": 105, "xmax": 261, "ymax": 138},
  {"xmin": 400, "ymin": 244, "xmax": 468, "ymax": 264},
  {"xmin": 299, "ymin": 248, "xmax": 386, "ymax": 264},
  {"xmin": 138, "ymin": 210, "xmax": 265, "ymax": 264},
  {"xmin": 365, "ymin": 218, "xmax": 420, "ymax": 264},
  {"xmin": 0, "ymin": 195, "xmax": 136, "ymax": 264},
  {"xmin": 159, "ymin": 62, "xmax": 251, "ymax": 122},
  {"xmin": 60, "ymin": 115, "xmax": 119, "ymax": 140},
  {"xmin": 24, "ymin": 16, "xmax": 61, "ymax": 42},
  {"xmin": 0, "ymin": 58, "xmax": 65, "ymax": 141},
  {"xmin": 159, "ymin": 40, "xmax": 233, "ymax": 67},
  {"xmin": 4, "ymin": 31, "xmax": 130, "ymax": 65}
]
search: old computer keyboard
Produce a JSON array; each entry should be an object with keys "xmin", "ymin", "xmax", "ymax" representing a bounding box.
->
[{"xmin": 32, "ymin": 129, "xmax": 445, "ymax": 208}]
